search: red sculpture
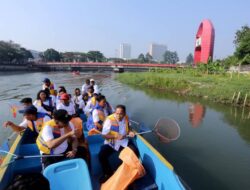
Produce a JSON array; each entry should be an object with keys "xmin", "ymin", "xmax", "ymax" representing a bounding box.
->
[{"xmin": 194, "ymin": 19, "xmax": 215, "ymax": 64}]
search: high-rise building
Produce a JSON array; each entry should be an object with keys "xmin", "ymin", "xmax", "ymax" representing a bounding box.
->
[
  {"xmin": 149, "ymin": 43, "xmax": 167, "ymax": 62},
  {"xmin": 119, "ymin": 43, "xmax": 131, "ymax": 60}
]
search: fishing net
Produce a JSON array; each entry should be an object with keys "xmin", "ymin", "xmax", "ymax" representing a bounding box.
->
[{"xmin": 153, "ymin": 118, "xmax": 180, "ymax": 143}]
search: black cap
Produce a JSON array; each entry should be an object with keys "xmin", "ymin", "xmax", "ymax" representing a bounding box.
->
[
  {"xmin": 43, "ymin": 78, "xmax": 50, "ymax": 83},
  {"xmin": 53, "ymin": 109, "xmax": 71, "ymax": 124},
  {"xmin": 19, "ymin": 105, "xmax": 37, "ymax": 115}
]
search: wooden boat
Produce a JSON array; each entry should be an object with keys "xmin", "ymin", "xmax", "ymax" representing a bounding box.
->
[{"xmin": 0, "ymin": 122, "xmax": 187, "ymax": 190}]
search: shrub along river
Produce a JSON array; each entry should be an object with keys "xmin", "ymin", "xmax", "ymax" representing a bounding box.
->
[{"xmin": 0, "ymin": 72, "xmax": 249, "ymax": 190}]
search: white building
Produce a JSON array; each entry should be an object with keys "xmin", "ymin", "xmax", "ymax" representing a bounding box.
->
[
  {"xmin": 119, "ymin": 43, "xmax": 131, "ymax": 60},
  {"xmin": 149, "ymin": 43, "xmax": 167, "ymax": 62}
]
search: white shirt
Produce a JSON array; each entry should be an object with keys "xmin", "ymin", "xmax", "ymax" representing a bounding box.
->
[
  {"xmin": 19, "ymin": 115, "xmax": 51, "ymax": 133},
  {"xmin": 73, "ymin": 95, "xmax": 82, "ymax": 105},
  {"xmin": 84, "ymin": 99, "xmax": 97, "ymax": 115},
  {"xmin": 93, "ymin": 84, "xmax": 99, "ymax": 94},
  {"xmin": 41, "ymin": 122, "xmax": 74, "ymax": 154},
  {"xmin": 78, "ymin": 100, "xmax": 86, "ymax": 112},
  {"xmin": 92, "ymin": 107, "xmax": 109, "ymax": 123},
  {"xmin": 81, "ymin": 84, "xmax": 91, "ymax": 94},
  {"xmin": 42, "ymin": 83, "xmax": 57, "ymax": 91},
  {"xmin": 56, "ymin": 102, "xmax": 76, "ymax": 115},
  {"xmin": 33, "ymin": 98, "xmax": 54, "ymax": 108},
  {"xmin": 102, "ymin": 116, "xmax": 128, "ymax": 151},
  {"xmin": 32, "ymin": 103, "xmax": 48, "ymax": 114}
]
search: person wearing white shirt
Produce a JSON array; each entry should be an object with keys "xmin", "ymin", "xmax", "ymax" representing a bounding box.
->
[
  {"xmin": 81, "ymin": 79, "xmax": 91, "ymax": 94},
  {"xmin": 33, "ymin": 90, "xmax": 55, "ymax": 114},
  {"xmin": 98, "ymin": 105, "xmax": 137, "ymax": 183},
  {"xmin": 37, "ymin": 109, "xmax": 79, "ymax": 168},
  {"xmin": 56, "ymin": 93, "xmax": 76, "ymax": 116},
  {"xmin": 4, "ymin": 105, "xmax": 51, "ymax": 143},
  {"xmin": 90, "ymin": 79, "xmax": 99, "ymax": 94}
]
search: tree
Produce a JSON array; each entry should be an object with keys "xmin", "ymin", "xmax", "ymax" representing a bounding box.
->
[
  {"xmin": 0, "ymin": 41, "xmax": 33, "ymax": 64},
  {"xmin": 138, "ymin": 53, "xmax": 146, "ymax": 63},
  {"xmin": 163, "ymin": 50, "xmax": 179, "ymax": 64},
  {"xmin": 185, "ymin": 53, "xmax": 193, "ymax": 64},
  {"xmin": 43, "ymin": 48, "xmax": 61, "ymax": 62},
  {"xmin": 87, "ymin": 51, "xmax": 105, "ymax": 62},
  {"xmin": 234, "ymin": 25, "xmax": 250, "ymax": 47},
  {"xmin": 145, "ymin": 53, "xmax": 153, "ymax": 63},
  {"xmin": 234, "ymin": 30, "xmax": 250, "ymax": 61}
]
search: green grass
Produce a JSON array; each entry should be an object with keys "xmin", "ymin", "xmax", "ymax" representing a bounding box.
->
[{"xmin": 116, "ymin": 70, "xmax": 250, "ymax": 106}]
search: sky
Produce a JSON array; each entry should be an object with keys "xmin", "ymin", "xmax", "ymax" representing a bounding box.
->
[{"xmin": 0, "ymin": 0, "xmax": 250, "ymax": 61}]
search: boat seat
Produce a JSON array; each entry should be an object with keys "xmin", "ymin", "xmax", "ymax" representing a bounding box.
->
[
  {"xmin": 13, "ymin": 143, "xmax": 42, "ymax": 174},
  {"xmin": 43, "ymin": 159, "xmax": 92, "ymax": 190},
  {"xmin": 128, "ymin": 171, "xmax": 158, "ymax": 190},
  {"xmin": 87, "ymin": 135, "xmax": 104, "ymax": 175}
]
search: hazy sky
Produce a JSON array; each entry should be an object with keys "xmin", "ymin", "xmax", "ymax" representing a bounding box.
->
[{"xmin": 0, "ymin": 0, "xmax": 249, "ymax": 61}]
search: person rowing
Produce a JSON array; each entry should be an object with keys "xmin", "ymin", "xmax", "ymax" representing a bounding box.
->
[
  {"xmin": 98, "ymin": 105, "xmax": 137, "ymax": 183},
  {"xmin": 36, "ymin": 109, "xmax": 80, "ymax": 168},
  {"xmin": 4, "ymin": 105, "xmax": 51, "ymax": 143}
]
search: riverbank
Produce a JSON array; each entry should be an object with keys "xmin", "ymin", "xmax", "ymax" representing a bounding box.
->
[{"xmin": 116, "ymin": 70, "xmax": 250, "ymax": 107}]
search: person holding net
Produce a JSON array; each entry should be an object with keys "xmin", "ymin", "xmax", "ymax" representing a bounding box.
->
[{"xmin": 98, "ymin": 105, "xmax": 137, "ymax": 183}]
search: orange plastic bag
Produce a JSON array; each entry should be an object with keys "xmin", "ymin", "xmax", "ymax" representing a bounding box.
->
[
  {"xmin": 101, "ymin": 147, "xmax": 146, "ymax": 190},
  {"xmin": 88, "ymin": 128, "xmax": 101, "ymax": 136},
  {"xmin": 70, "ymin": 117, "xmax": 83, "ymax": 138}
]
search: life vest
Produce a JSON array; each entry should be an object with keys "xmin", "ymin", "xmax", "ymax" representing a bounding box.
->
[
  {"xmin": 49, "ymin": 83, "xmax": 56, "ymax": 96},
  {"xmin": 27, "ymin": 112, "xmax": 51, "ymax": 133},
  {"xmin": 70, "ymin": 117, "xmax": 83, "ymax": 139},
  {"xmin": 107, "ymin": 114, "xmax": 129, "ymax": 147},
  {"xmin": 36, "ymin": 119, "xmax": 68, "ymax": 154},
  {"xmin": 86, "ymin": 104, "xmax": 106, "ymax": 131}
]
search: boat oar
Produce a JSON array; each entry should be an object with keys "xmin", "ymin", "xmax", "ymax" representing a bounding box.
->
[
  {"xmin": 0, "ymin": 150, "xmax": 64, "ymax": 169},
  {"xmin": 130, "ymin": 118, "xmax": 181, "ymax": 143}
]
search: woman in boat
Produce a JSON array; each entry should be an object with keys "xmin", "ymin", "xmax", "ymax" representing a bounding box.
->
[
  {"xmin": 4, "ymin": 105, "xmax": 51, "ymax": 143},
  {"xmin": 98, "ymin": 105, "xmax": 137, "ymax": 183},
  {"xmin": 36, "ymin": 109, "xmax": 79, "ymax": 168},
  {"xmin": 56, "ymin": 93, "xmax": 76, "ymax": 116},
  {"xmin": 33, "ymin": 90, "xmax": 55, "ymax": 115}
]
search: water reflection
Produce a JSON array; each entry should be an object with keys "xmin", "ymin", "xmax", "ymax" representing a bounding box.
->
[{"xmin": 188, "ymin": 103, "xmax": 206, "ymax": 128}]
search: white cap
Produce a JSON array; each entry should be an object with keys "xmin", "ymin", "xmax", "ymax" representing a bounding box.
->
[{"xmin": 90, "ymin": 79, "xmax": 95, "ymax": 82}]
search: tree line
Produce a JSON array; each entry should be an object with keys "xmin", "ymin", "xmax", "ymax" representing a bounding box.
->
[{"xmin": 0, "ymin": 41, "xmax": 33, "ymax": 64}]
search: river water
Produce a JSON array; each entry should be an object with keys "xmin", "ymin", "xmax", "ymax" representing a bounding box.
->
[{"xmin": 0, "ymin": 72, "xmax": 250, "ymax": 190}]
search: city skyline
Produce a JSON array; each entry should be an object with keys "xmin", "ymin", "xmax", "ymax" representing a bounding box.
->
[{"xmin": 0, "ymin": 0, "xmax": 250, "ymax": 61}]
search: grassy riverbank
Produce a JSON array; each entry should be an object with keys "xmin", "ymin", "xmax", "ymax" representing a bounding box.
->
[{"xmin": 116, "ymin": 69, "xmax": 250, "ymax": 106}]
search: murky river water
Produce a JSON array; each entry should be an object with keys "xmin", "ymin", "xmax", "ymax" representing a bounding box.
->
[{"xmin": 0, "ymin": 72, "xmax": 250, "ymax": 190}]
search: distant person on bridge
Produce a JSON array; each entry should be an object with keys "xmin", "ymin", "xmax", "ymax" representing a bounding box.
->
[
  {"xmin": 81, "ymin": 79, "xmax": 91, "ymax": 94},
  {"xmin": 90, "ymin": 78, "xmax": 99, "ymax": 94}
]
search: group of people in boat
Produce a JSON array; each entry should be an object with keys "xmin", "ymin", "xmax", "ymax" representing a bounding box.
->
[{"xmin": 4, "ymin": 77, "xmax": 138, "ymax": 184}]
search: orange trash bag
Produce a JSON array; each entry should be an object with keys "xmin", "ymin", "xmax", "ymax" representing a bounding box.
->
[
  {"xmin": 70, "ymin": 117, "xmax": 83, "ymax": 138},
  {"xmin": 101, "ymin": 147, "xmax": 146, "ymax": 190}
]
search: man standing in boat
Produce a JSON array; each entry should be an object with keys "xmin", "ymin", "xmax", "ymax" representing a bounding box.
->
[
  {"xmin": 90, "ymin": 78, "xmax": 99, "ymax": 94},
  {"xmin": 81, "ymin": 79, "xmax": 91, "ymax": 94},
  {"xmin": 98, "ymin": 105, "xmax": 137, "ymax": 183}
]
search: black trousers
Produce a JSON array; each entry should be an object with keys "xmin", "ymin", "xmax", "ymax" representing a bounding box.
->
[
  {"xmin": 42, "ymin": 146, "xmax": 88, "ymax": 169},
  {"xmin": 98, "ymin": 140, "xmax": 139, "ymax": 176}
]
